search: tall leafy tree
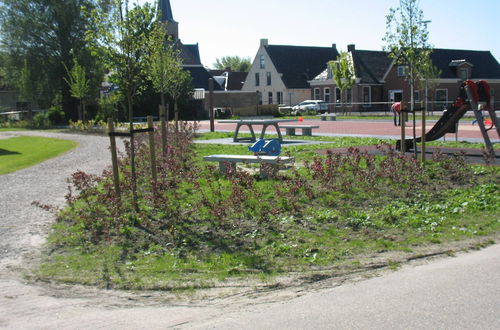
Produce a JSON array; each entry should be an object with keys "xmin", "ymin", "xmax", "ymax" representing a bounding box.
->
[
  {"xmin": 328, "ymin": 51, "xmax": 356, "ymax": 114},
  {"xmin": 0, "ymin": 0, "xmax": 107, "ymax": 119},
  {"xmin": 213, "ymin": 56, "xmax": 251, "ymax": 72}
]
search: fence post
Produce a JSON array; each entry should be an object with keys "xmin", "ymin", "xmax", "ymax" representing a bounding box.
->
[
  {"xmin": 107, "ymin": 118, "xmax": 121, "ymax": 198},
  {"xmin": 147, "ymin": 116, "xmax": 157, "ymax": 187}
]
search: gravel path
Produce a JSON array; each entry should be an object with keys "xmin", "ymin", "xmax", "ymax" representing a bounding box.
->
[{"xmin": 0, "ymin": 131, "xmax": 117, "ymax": 269}]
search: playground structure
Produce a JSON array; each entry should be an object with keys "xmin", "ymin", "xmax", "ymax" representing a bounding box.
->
[{"xmin": 397, "ymin": 80, "xmax": 500, "ymax": 156}]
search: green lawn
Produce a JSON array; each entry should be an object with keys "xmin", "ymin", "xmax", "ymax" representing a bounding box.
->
[{"xmin": 0, "ymin": 136, "xmax": 78, "ymax": 175}]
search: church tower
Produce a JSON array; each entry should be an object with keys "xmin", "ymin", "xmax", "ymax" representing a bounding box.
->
[{"xmin": 158, "ymin": 0, "xmax": 179, "ymax": 41}]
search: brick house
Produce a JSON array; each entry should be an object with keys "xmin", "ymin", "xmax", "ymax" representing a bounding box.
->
[
  {"xmin": 384, "ymin": 48, "xmax": 500, "ymax": 112},
  {"xmin": 310, "ymin": 44, "xmax": 393, "ymax": 112},
  {"xmin": 242, "ymin": 39, "xmax": 339, "ymax": 106},
  {"xmin": 311, "ymin": 45, "xmax": 500, "ymax": 112}
]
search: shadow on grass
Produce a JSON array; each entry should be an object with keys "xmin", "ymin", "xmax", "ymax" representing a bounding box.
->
[{"xmin": 0, "ymin": 148, "xmax": 20, "ymax": 156}]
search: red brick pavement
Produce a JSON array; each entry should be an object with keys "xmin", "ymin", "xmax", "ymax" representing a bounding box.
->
[{"xmin": 196, "ymin": 119, "xmax": 499, "ymax": 141}]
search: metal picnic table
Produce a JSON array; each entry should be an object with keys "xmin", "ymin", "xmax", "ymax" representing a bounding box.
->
[{"xmin": 217, "ymin": 119, "xmax": 297, "ymax": 142}]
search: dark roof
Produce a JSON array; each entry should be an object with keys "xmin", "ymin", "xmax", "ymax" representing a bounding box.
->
[
  {"xmin": 265, "ymin": 45, "xmax": 339, "ymax": 88},
  {"xmin": 352, "ymin": 50, "xmax": 392, "ymax": 84},
  {"xmin": 430, "ymin": 49, "xmax": 500, "ymax": 79},
  {"xmin": 226, "ymin": 72, "xmax": 248, "ymax": 90},
  {"xmin": 184, "ymin": 66, "xmax": 222, "ymax": 91},
  {"xmin": 158, "ymin": 0, "xmax": 175, "ymax": 23},
  {"xmin": 180, "ymin": 44, "xmax": 202, "ymax": 66}
]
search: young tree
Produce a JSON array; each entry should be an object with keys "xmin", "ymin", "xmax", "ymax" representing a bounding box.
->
[
  {"xmin": 213, "ymin": 56, "xmax": 251, "ymax": 72},
  {"xmin": 147, "ymin": 21, "xmax": 192, "ymax": 148},
  {"xmin": 18, "ymin": 59, "xmax": 41, "ymax": 124},
  {"xmin": 64, "ymin": 58, "xmax": 90, "ymax": 121},
  {"xmin": 383, "ymin": 0, "xmax": 435, "ymax": 154},
  {"xmin": 87, "ymin": 0, "xmax": 157, "ymax": 207},
  {"xmin": 328, "ymin": 51, "xmax": 356, "ymax": 115}
]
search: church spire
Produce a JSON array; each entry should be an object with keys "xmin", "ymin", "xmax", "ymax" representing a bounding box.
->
[{"xmin": 158, "ymin": 0, "xmax": 175, "ymax": 23}]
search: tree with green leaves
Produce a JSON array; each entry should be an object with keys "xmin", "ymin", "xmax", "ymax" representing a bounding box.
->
[
  {"xmin": 213, "ymin": 56, "xmax": 251, "ymax": 72},
  {"xmin": 383, "ymin": 0, "xmax": 434, "ymax": 98},
  {"xmin": 383, "ymin": 0, "xmax": 436, "ymax": 154},
  {"xmin": 18, "ymin": 59, "xmax": 41, "ymax": 123},
  {"xmin": 64, "ymin": 58, "xmax": 90, "ymax": 121},
  {"xmin": 328, "ymin": 51, "xmax": 356, "ymax": 115},
  {"xmin": 86, "ymin": 0, "xmax": 158, "ymax": 208},
  {"xmin": 147, "ymin": 20, "xmax": 192, "ymax": 147},
  {"xmin": 0, "ymin": 0, "xmax": 107, "ymax": 119}
]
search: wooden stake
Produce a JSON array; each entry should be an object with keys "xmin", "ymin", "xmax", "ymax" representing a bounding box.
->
[
  {"xmin": 107, "ymin": 118, "xmax": 121, "ymax": 198},
  {"xmin": 159, "ymin": 104, "xmax": 167, "ymax": 155},
  {"xmin": 147, "ymin": 116, "xmax": 157, "ymax": 186}
]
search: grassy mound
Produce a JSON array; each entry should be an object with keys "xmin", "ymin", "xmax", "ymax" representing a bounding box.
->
[{"xmin": 36, "ymin": 124, "xmax": 500, "ymax": 290}]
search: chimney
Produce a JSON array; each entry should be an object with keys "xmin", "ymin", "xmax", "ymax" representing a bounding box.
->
[
  {"xmin": 260, "ymin": 39, "xmax": 268, "ymax": 46},
  {"xmin": 332, "ymin": 43, "xmax": 337, "ymax": 50},
  {"xmin": 347, "ymin": 44, "xmax": 355, "ymax": 52}
]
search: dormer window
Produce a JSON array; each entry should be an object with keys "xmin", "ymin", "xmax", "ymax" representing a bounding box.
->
[
  {"xmin": 459, "ymin": 68, "xmax": 469, "ymax": 81},
  {"xmin": 449, "ymin": 59, "xmax": 473, "ymax": 81},
  {"xmin": 397, "ymin": 66, "xmax": 407, "ymax": 77}
]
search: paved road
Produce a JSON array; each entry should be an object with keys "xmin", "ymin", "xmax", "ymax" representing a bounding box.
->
[{"xmin": 187, "ymin": 243, "xmax": 500, "ymax": 329}]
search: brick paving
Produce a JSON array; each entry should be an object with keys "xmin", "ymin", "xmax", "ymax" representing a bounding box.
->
[{"xmin": 197, "ymin": 118, "xmax": 499, "ymax": 142}]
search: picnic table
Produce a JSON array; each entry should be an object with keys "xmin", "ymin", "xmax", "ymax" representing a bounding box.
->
[{"xmin": 217, "ymin": 119, "xmax": 297, "ymax": 142}]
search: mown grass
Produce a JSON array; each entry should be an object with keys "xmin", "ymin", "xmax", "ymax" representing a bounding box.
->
[
  {"xmin": 36, "ymin": 128, "xmax": 500, "ymax": 290},
  {"xmin": 0, "ymin": 136, "xmax": 78, "ymax": 175}
]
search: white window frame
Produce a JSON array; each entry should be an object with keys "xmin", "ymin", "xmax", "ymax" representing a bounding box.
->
[
  {"xmin": 268, "ymin": 91, "xmax": 273, "ymax": 104},
  {"xmin": 335, "ymin": 87, "xmax": 341, "ymax": 103},
  {"xmin": 435, "ymin": 89, "xmax": 448, "ymax": 109},
  {"xmin": 413, "ymin": 90, "xmax": 420, "ymax": 102},
  {"xmin": 397, "ymin": 66, "xmax": 407, "ymax": 77},
  {"xmin": 324, "ymin": 88, "xmax": 330, "ymax": 103},
  {"xmin": 314, "ymin": 88, "xmax": 321, "ymax": 100},
  {"xmin": 346, "ymin": 88, "xmax": 352, "ymax": 104},
  {"xmin": 260, "ymin": 55, "xmax": 265, "ymax": 69},
  {"xmin": 362, "ymin": 86, "xmax": 372, "ymax": 107},
  {"xmin": 277, "ymin": 91, "xmax": 283, "ymax": 105}
]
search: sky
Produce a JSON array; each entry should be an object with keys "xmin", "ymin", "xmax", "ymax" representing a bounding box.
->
[{"xmin": 141, "ymin": 0, "xmax": 500, "ymax": 68}]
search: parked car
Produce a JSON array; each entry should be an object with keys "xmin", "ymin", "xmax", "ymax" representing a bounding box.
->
[{"xmin": 291, "ymin": 100, "xmax": 328, "ymax": 115}]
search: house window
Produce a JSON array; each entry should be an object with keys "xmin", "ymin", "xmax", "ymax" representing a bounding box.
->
[
  {"xmin": 413, "ymin": 90, "xmax": 420, "ymax": 102},
  {"xmin": 314, "ymin": 88, "xmax": 321, "ymax": 100},
  {"xmin": 324, "ymin": 88, "xmax": 330, "ymax": 103},
  {"xmin": 435, "ymin": 89, "xmax": 448, "ymax": 110},
  {"xmin": 255, "ymin": 73, "xmax": 260, "ymax": 86},
  {"xmin": 459, "ymin": 68, "xmax": 469, "ymax": 81},
  {"xmin": 335, "ymin": 88, "xmax": 341, "ymax": 103},
  {"xmin": 277, "ymin": 91, "xmax": 283, "ymax": 105},
  {"xmin": 362, "ymin": 86, "xmax": 371, "ymax": 106},
  {"xmin": 397, "ymin": 66, "xmax": 407, "ymax": 77},
  {"xmin": 346, "ymin": 88, "xmax": 352, "ymax": 104},
  {"xmin": 266, "ymin": 72, "xmax": 271, "ymax": 86},
  {"xmin": 268, "ymin": 92, "xmax": 273, "ymax": 104},
  {"xmin": 260, "ymin": 55, "xmax": 265, "ymax": 69}
]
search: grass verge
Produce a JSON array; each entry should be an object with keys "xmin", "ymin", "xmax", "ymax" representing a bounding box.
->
[{"xmin": 0, "ymin": 136, "xmax": 78, "ymax": 175}]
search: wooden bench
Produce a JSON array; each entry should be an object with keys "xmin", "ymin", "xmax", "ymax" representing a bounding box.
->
[
  {"xmin": 280, "ymin": 125, "xmax": 320, "ymax": 136},
  {"xmin": 203, "ymin": 154, "xmax": 294, "ymax": 178},
  {"xmin": 317, "ymin": 113, "xmax": 337, "ymax": 121}
]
